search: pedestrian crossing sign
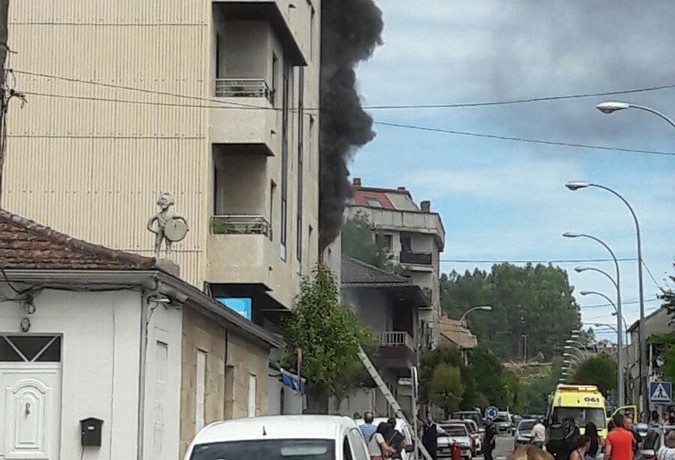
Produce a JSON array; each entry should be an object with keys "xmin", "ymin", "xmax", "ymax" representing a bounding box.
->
[{"xmin": 649, "ymin": 381, "xmax": 672, "ymax": 404}]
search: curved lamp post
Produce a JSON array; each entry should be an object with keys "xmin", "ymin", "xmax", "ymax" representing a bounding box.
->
[
  {"xmin": 575, "ymin": 265, "xmax": 630, "ymax": 340},
  {"xmin": 564, "ymin": 231, "xmax": 624, "ymax": 404},
  {"xmin": 459, "ymin": 305, "xmax": 493, "ymax": 324},
  {"xmin": 596, "ymin": 102, "xmax": 675, "ymax": 128},
  {"xmin": 580, "ymin": 289, "xmax": 625, "ymax": 404}
]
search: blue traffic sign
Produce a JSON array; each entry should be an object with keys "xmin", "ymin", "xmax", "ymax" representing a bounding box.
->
[
  {"xmin": 486, "ymin": 406, "xmax": 499, "ymax": 419},
  {"xmin": 649, "ymin": 381, "xmax": 672, "ymax": 404}
]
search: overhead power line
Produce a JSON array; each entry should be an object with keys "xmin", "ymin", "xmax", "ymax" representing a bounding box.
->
[
  {"xmin": 440, "ymin": 257, "xmax": 636, "ymax": 264},
  {"xmin": 374, "ymin": 121, "xmax": 675, "ymax": 157},
  {"xmin": 14, "ymin": 68, "xmax": 675, "ymax": 111},
  {"xmin": 363, "ymin": 83, "xmax": 675, "ymax": 110},
  {"xmin": 13, "ymin": 69, "xmax": 675, "ymax": 157}
]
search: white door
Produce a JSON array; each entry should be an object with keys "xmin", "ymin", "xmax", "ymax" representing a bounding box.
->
[{"xmin": 0, "ymin": 335, "xmax": 62, "ymax": 460}]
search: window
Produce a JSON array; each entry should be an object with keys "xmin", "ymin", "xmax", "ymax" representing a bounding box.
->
[
  {"xmin": 269, "ymin": 181, "xmax": 276, "ymax": 241},
  {"xmin": 189, "ymin": 439, "xmax": 335, "ymax": 460},
  {"xmin": 366, "ymin": 198, "xmax": 383, "ymax": 208},
  {"xmin": 375, "ymin": 233, "xmax": 393, "ymax": 252},
  {"xmin": 215, "ymin": 34, "xmax": 222, "ymax": 79},
  {"xmin": 400, "ymin": 236, "xmax": 412, "ymax": 253},
  {"xmin": 196, "ymin": 350, "xmax": 207, "ymax": 431},
  {"xmin": 271, "ymin": 53, "xmax": 278, "ymax": 106},
  {"xmin": 296, "ymin": 67, "xmax": 305, "ymax": 264},
  {"xmin": 0, "ymin": 335, "xmax": 61, "ymax": 362},
  {"xmin": 248, "ymin": 374, "xmax": 257, "ymax": 417},
  {"xmin": 280, "ymin": 59, "xmax": 291, "ymax": 262}
]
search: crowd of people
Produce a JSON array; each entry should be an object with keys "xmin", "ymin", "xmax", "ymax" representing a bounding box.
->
[{"xmin": 544, "ymin": 413, "xmax": 675, "ymax": 460}]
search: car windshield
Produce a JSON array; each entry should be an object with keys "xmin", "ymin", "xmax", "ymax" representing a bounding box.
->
[
  {"xmin": 189, "ymin": 439, "xmax": 335, "ymax": 460},
  {"xmin": 440, "ymin": 425, "xmax": 468, "ymax": 437},
  {"xmin": 551, "ymin": 407, "xmax": 606, "ymax": 429},
  {"xmin": 518, "ymin": 421, "xmax": 536, "ymax": 431},
  {"xmin": 494, "ymin": 416, "xmax": 509, "ymax": 422}
]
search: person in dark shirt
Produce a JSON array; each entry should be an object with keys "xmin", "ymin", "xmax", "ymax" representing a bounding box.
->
[
  {"xmin": 386, "ymin": 417, "xmax": 407, "ymax": 459},
  {"xmin": 483, "ymin": 418, "xmax": 497, "ymax": 460},
  {"xmin": 422, "ymin": 413, "xmax": 439, "ymax": 460},
  {"xmin": 584, "ymin": 422, "xmax": 601, "ymax": 460}
]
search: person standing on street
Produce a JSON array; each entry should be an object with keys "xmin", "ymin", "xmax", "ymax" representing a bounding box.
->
[
  {"xmin": 584, "ymin": 422, "xmax": 602, "ymax": 460},
  {"xmin": 484, "ymin": 418, "xmax": 497, "ymax": 460},
  {"xmin": 386, "ymin": 417, "xmax": 407, "ymax": 459},
  {"xmin": 657, "ymin": 430, "xmax": 675, "ymax": 460},
  {"xmin": 531, "ymin": 418, "xmax": 546, "ymax": 449},
  {"xmin": 604, "ymin": 414, "xmax": 634, "ymax": 460},
  {"xmin": 361, "ymin": 412, "xmax": 377, "ymax": 440},
  {"xmin": 422, "ymin": 413, "xmax": 440, "ymax": 460}
]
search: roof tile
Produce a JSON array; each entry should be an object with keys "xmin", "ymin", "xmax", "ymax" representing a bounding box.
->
[{"xmin": 0, "ymin": 209, "xmax": 156, "ymax": 270}]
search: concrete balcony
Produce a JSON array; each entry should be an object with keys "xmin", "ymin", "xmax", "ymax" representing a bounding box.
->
[
  {"xmin": 400, "ymin": 250, "xmax": 432, "ymax": 266},
  {"xmin": 210, "ymin": 82, "xmax": 277, "ymax": 156},
  {"xmin": 207, "ymin": 214, "xmax": 273, "ymax": 286},
  {"xmin": 376, "ymin": 331, "xmax": 417, "ymax": 375}
]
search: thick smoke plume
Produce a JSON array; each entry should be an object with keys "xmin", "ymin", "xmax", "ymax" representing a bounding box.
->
[{"xmin": 319, "ymin": 0, "xmax": 383, "ymax": 252}]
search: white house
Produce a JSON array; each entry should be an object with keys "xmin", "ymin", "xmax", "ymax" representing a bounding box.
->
[{"xmin": 0, "ymin": 209, "xmax": 280, "ymax": 460}]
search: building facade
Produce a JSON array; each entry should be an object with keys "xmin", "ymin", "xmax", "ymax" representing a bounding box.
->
[
  {"xmin": 0, "ymin": 209, "xmax": 279, "ymax": 460},
  {"xmin": 332, "ymin": 257, "xmax": 429, "ymax": 417},
  {"xmin": 5, "ymin": 0, "xmax": 321, "ymax": 325},
  {"xmin": 624, "ymin": 306, "xmax": 674, "ymax": 412},
  {"xmin": 345, "ymin": 178, "xmax": 446, "ymax": 347}
]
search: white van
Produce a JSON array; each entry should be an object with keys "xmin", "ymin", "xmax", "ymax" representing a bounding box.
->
[{"xmin": 183, "ymin": 415, "xmax": 370, "ymax": 460}]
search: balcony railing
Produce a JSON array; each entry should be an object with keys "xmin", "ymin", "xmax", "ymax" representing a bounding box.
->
[
  {"xmin": 211, "ymin": 215, "xmax": 270, "ymax": 237},
  {"xmin": 400, "ymin": 250, "xmax": 432, "ymax": 265},
  {"xmin": 377, "ymin": 331, "xmax": 415, "ymax": 351},
  {"xmin": 215, "ymin": 78, "xmax": 273, "ymax": 102}
]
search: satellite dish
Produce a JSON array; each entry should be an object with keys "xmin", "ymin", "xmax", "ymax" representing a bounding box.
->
[{"xmin": 164, "ymin": 218, "xmax": 189, "ymax": 242}]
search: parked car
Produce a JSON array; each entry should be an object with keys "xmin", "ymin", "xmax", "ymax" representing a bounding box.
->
[
  {"xmin": 452, "ymin": 410, "xmax": 484, "ymax": 429},
  {"xmin": 437, "ymin": 423, "xmax": 473, "ymax": 459},
  {"xmin": 447, "ymin": 419, "xmax": 482, "ymax": 455},
  {"xmin": 515, "ymin": 419, "xmax": 537, "ymax": 445},
  {"xmin": 494, "ymin": 411, "xmax": 515, "ymax": 435},
  {"xmin": 183, "ymin": 415, "xmax": 369, "ymax": 460}
]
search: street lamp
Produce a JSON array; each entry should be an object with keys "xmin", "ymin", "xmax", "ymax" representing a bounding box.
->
[
  {"xmin": 565, "ymin": 181, "xmax": 645, "ymax": 413},
  {"xmin": 580, "ymin": 290, "xmax": 625, "ymax": 404},
  {"xmin": 459, "ymin": 305, "xmax": 493, "ymax": 324},
  {"xmin": 563, "ymin": 232, "xmax": 624, "ymax": 405},
  {"xmin": 596, "ymin": 101, "xmax": 675, "ymax": 128}
]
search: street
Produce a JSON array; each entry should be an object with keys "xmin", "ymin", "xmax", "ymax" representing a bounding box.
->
[{"xmin": 481, "ymin": 435, "xmax": 515, "ymax": 460}]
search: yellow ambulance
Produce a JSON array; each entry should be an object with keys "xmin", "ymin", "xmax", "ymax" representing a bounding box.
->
[{"xmin": 546, "ymin": 384, "xmax": 608, "ymax": 438}]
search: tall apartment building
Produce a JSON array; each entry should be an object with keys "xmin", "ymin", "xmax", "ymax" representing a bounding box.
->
[
  {"xmin": 4, "ymin": 0, "xmax": 320, "ymax": 328},
  {"xmin": 345, "ymin": 178, "xmax": 446, "ymax": 348}
]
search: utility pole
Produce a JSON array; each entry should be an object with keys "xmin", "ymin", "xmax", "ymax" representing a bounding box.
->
[{"xmin": 0, "ymin": 0, "xmax": 10, "ymax": 203}]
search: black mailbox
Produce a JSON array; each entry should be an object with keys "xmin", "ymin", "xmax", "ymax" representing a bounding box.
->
[{"xmin": 80, "ymin": 418, "xmax": 103, "ymax": 447}]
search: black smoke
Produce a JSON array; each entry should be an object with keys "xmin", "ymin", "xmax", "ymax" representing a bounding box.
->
[{"xmin": 319, "ymin": 0, "xmax": 383, "ymax": 252}]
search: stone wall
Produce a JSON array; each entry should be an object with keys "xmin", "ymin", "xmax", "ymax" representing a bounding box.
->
[{"xmin": 179, "ymin": 305, "xmax": 272, "ymax": 456}]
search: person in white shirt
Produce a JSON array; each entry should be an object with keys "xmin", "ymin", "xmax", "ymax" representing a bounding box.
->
[
  {"xmin": 531, "ymin": 418, "xmax": 546, "ymax": 449},
  {"xmin": 657, "ymin": 430, "xmax": 675, "ymax": 460}
]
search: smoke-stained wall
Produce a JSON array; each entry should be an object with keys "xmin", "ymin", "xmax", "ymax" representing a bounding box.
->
[{"xmin": 319, "ymin": 0, "xmax": 383, "ymax": 251}]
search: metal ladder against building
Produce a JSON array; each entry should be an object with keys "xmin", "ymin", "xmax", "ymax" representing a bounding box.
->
[{"xmin": 357, "ymin": 347, "xmax": 433, "ymax": 460}]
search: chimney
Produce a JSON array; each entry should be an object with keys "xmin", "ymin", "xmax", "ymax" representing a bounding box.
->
[
  {"xmin": 420, "ymin": 200, "xmax": 431, "ymax": 213},
  {"xmin": 353, "ymin": 177, "xmax": 362, "ymax": 187},
  {"xmin": 397, "ymin": 186, "xmax": 406, "ymax": 192}
]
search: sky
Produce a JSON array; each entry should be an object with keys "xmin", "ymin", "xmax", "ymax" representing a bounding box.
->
[{"xmin": 348, "ymin": 0, "xmax": 675, "ymax": 341}]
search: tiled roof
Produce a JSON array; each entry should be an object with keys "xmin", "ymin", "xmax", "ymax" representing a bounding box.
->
[
  {"xmin": 341, "ymin": 256, "xmax": 410, "ymax": 286},
  {"xmin": 353, "ymin": 189, "xmax": 396, "ymax": 210},
  {"xmin": 0, "ymin": 209, "xmax": 156, "ymax": 270},
  {"xmin": 439, "ymin": 315, "xmax": 478, "ymax": 349}
]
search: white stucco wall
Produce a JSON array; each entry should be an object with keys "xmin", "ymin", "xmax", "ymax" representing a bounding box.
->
[{"xmin": 0, "ymin": 287, "xmax": 182, "ymax": 460}]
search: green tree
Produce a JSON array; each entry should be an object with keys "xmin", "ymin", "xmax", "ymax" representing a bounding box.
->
[
  {"xmin": 341, "ymin": 212, "xmax": 396, "ymax": 271},
  {"xmin": 441, "ymin": 263, "xmax": 582, "ymax": 360},
  {"xmin": 471, "ymin": 345, "xmax": 511, "ymax": 407},
  {"xmin": 571, "ymin": 355, "xmax": 617, "ymax": 396},
  {"xmin": 283, "ymin": 263, "xmax": 372, "ymax": 411},
  {"xmin": 429, "ymin": 364, "xmax": 464, "ymax": 417}
]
